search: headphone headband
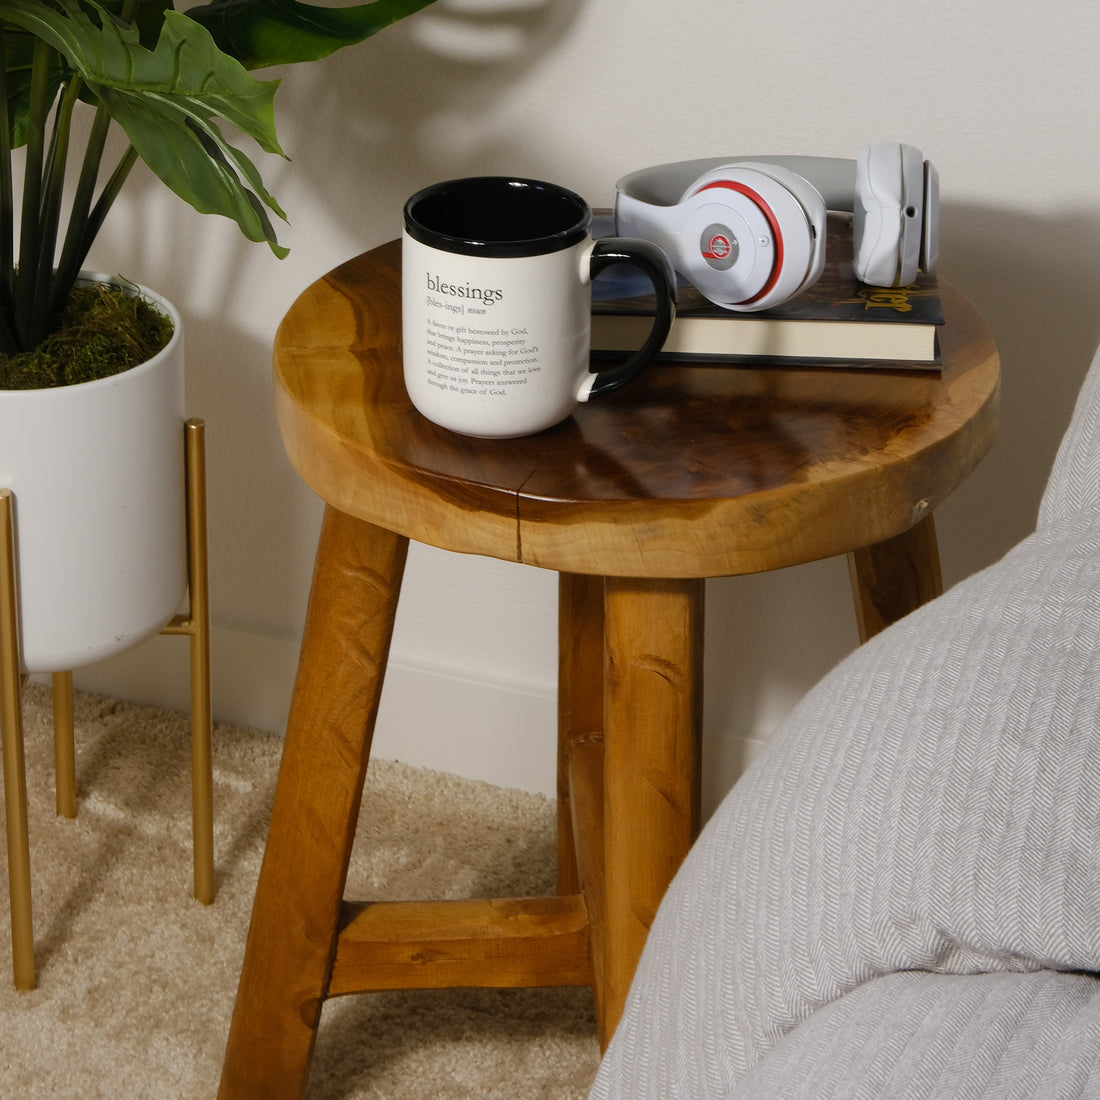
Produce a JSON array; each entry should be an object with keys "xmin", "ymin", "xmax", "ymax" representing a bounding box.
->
[{"xmin": 617, "ymin": 156, "xmax": 859, "ymax": 212}]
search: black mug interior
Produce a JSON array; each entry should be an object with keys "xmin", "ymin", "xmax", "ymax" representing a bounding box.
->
[{"xmin": 404, "ymin": 177, "xmax": 591, "ymax": 257}]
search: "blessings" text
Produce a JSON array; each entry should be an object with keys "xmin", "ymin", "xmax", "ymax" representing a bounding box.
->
[{"xmin": 428, "ymin": 273, "xmax": 503, "ymax": 306}]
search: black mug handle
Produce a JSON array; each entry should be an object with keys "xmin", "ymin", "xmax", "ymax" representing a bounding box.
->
[{"xmin": 585, "ymin": 238, "xmax": 675, "ymax": 399}]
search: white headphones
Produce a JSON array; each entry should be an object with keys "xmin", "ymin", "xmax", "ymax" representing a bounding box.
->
[{"xmin": 613, "ymin": 143, "xmax": 939, "ymax": 312}]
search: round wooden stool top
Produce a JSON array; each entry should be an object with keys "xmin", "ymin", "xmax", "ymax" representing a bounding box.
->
[{"xmin": 274, "ymin": 240, "xmax": 999, "ymax": 579}]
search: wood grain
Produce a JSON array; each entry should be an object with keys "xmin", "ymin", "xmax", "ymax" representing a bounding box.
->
[
  {"xmin": 848, "ymin": 513, "xmax": 944, "ymax": 642},
  {"xmin": 557, "ymin": 573, "xmax": 606, "ymax": 895},
  {"xmin": 219, "ymin": 507, "xmax": 408, "ymax": 1099},
  {"xmin": 602, "ymin": 577, "xmax": 703, "ymax": 1036},
  {"xmin": 329, "ymin": 896, "xmax": 592, "ymax": 995},
  {"xmin": 567, "ymin": 733, "xmax": 608, "ymax": 1045},
  {"xmin": 274, "ymin": 240, "xmax": 999, "ymax": 579}
]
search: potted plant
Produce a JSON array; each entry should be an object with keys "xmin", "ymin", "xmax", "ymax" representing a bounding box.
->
[{"xmin": 0, "ymin": 0, "xmax": 436, "ymax": 672}]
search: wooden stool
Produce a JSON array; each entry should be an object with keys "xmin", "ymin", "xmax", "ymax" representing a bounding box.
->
[{"xmin": 219, "ymin": 241, "xmax": 999, "ymax": 1097}]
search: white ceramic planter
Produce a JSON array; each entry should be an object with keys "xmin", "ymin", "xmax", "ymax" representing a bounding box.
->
[{"xmin": 0, "ymin": 278, "xmax": 186, "ymax": 673}]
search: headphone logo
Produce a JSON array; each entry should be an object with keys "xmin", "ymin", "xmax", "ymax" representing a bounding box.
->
[{"xmin": 700, "ymin": 223, "xmax": 738, "ymax": 270}]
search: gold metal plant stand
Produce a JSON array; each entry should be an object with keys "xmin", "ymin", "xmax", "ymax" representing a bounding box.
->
[{"xmin": 0, "ymin": 418, "xmax": 213, "ymax": 991}]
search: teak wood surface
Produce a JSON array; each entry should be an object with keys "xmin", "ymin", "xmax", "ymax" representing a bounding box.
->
[
  {"xmin": 219, "ymin": 240, "xmax": 999, "ymax": 1097},
  {"xmin": 271, "ymin": 240, "xmax": 998, "ymax": 579}
]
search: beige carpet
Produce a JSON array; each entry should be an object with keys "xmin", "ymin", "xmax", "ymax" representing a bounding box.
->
[{"xmin": 0, "ymin": 684, "xmax": 600, "ymax": 1098}]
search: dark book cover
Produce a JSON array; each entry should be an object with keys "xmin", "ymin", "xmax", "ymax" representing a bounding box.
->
[{"xmin": 591, "ymin": 213, "xmax": 944, "ymax": 367}]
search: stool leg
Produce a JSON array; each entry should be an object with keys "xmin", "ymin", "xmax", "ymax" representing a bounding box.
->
[
  {"xmin": 600, "ymin": 577, "xmax": 703, "ymax": 1047},
  {"xmin": 1, "ymin": 489, "xmax": 35, "ymax": 991},
  {"xmin": 557, "ymin": 573, "xmax": 605, "ymax": 896},
  {"xmin": 52, "ymin": 671, "xmax": 77, "ymax": 819},
  {"xmin": 847, "ymin": 513, "xmax": 943, "ymax": 643},
  {"xmin": 219, "ymin": 506, "xmax": 408, "ymax": 1100}
]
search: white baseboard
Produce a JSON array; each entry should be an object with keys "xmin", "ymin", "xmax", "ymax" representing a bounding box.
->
[
  {"xmin": 69, "ymin": 625, "xmax": 764, "ymax": 810},
  {"xmin": 71, "ymin": 625, "xmax": 561, "ymax": 796}
]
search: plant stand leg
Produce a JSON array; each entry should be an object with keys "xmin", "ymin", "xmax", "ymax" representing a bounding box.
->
[
  {"xmin": 55, "ymin": 420, "xmax": 215, "ymax": 903},
  {"xmin": 1, "ymin": 489, "xmax": 35, "ymax": 991},
  {"xmin": 163, "ymin": 419, "xmax": 214, "ymax": 904},
  {"xmin": 50, "ymin": 418, "xmax": 218, "ymax": 903},
  {"xmin": 184, "ymin": 419, "xmax": 214, "ymax": 905},
  {"xmin": 52, "ymin": 672, "xmax": 76, "ymax": 819}
]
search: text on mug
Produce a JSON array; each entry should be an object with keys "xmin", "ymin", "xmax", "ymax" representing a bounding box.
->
[{"xmin": 427, "ymin": 273, "xmax": 504, "ymax": 305}]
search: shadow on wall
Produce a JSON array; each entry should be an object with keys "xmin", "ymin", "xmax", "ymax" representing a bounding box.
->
[
  {"xmin": 75, "ymin": 0, "xmax": 592, "ymax": 639},
  {"xmin": 701, "ymin": 201, "xmax": 1100, "ymax": 811},
  {"xmin": 93, "ymin": 0, "xmax": 590, "ymax": 315},
  {"xmin": 936, "ymin": 201, "xmax": 1100, "ymax": 573},
  {"xmin": 267, "ymin": 0, "xmax": 591, "ymax": 245}
]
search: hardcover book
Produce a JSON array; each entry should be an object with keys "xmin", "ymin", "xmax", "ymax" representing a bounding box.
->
[{"xmin": 591, "ymin": 212, "xmax": 944, "ymax": 368}]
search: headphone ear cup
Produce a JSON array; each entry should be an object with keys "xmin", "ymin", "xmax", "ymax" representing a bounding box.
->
[
  {"xmin": 853, "ymin": 143, "xmax": 929, "ymax": 285},
  {"xmin": 675, "ymin": 163, "xmax": 826, "ymax": 311}
]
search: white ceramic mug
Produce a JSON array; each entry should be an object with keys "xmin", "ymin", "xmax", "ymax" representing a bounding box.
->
[{"xmin": 402, "ymin": 176, "xmax": 674, "ymax": 438}]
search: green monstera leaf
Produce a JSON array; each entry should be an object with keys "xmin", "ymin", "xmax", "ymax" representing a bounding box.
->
[
  {"xmin": 185, "ymin": 0, "xmax": 439, "ymax": 70},
  {"xmin": 4, "ymin": 0, "xmax": 288, "ymax": 255},
  {"xmin": 0, "ymin": 0, "xmax": 436, "ymax": 356}
]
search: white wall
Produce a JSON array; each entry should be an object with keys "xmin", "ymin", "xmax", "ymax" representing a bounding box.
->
[{"xmin": 74, "ymin": 0, "xmax": 1100, "ymax": 818}]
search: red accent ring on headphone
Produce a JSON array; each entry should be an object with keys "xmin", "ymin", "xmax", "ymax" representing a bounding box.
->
[{"xmin": 694, "ymin": 180, "xmax": 784, "ymax": 305}]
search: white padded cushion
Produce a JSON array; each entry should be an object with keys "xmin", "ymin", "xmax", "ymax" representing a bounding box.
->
[
  {"xmin": 734, "ymin": 971, "xmax": 1100, "ymax": 1099},
  {"xmin": 591, "ymin": 345, "xmax": 1100, "ymax": 1099}
]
